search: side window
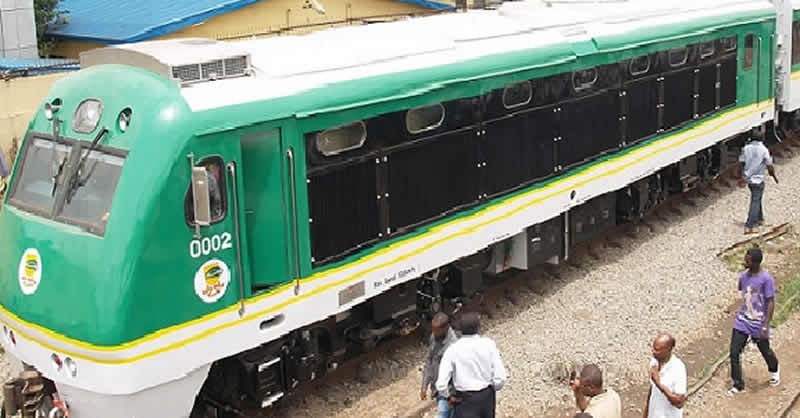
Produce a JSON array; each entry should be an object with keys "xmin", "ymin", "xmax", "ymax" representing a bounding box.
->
[
  {"xmin": 699, "ymin": 41, "xmax": 715, "ymax": 59},
  {"xmin": 720, "ymin": 35, "xmax": 737, "ymax": 53},
  {"xmin": 629, "ymin": 55, "xmax": 650, "ymax": 76},
  {"xmin": 744, "ymin": 34, "xmax": 754, "ymax": 69},
  {"xmin": 185, "ymin": 156, "xmax": 227, "ymax": 226},
  {"xmin": 502, "ymin": 81, "xmax": 533, "ymax": 109},
  {"xmin": 793, "ymin": 21, "xmax": 800, "ymax": 65},
  {"xmin": 315, "ymin": 121, "xmax": 367, "ymax": 156},
  {"xmin": 572, "ymin": 68, "xmax": 598, "ymax": 91},
  {"xmin": 406, "ymin": 104, "xmax": 445, "ymax": 134},
  {"xmin": 668, "ymin": 48, "xmax": 689, "ymax": 67}
]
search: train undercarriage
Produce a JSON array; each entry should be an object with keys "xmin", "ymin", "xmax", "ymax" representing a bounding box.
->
[{"xmin": 187, "ymin": 129, "xmax": 758, "ymax": 417}]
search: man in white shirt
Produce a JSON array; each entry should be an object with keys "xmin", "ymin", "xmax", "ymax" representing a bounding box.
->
[
  {"xmin": 435, "ymin": 312, "xmax": 507, "ymax": 418},
  {"xmin": 643, "ymin": 333, "xmax": 687, "ymax": 418}
]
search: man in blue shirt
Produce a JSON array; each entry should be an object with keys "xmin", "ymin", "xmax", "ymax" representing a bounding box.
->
[
  {"xmin": 728, "ymin": 247, "xmax": 779, "ymax": 396},
  {"xmin": 738, "ymin": 131, "xmax": 778, "ymax": 234}
]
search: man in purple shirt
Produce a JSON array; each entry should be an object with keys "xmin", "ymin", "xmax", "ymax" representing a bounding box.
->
[{"xmin": 728, "ymin": 247, "xmax": 780, "ymax": 395}]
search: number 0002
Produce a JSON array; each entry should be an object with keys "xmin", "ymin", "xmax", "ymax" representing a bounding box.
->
[{"xmin": 189, "ymin": 233, "xmax": 233, "ymax": 258}]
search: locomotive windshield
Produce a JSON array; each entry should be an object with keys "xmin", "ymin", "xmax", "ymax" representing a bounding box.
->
[{"xmin": 7, "ymin": 135, "xmax": 126, "ymax": 236}]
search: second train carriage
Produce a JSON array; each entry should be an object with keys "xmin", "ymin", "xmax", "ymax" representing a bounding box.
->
[{"xmin": 0, "ymin": 0, "xmax": 793, "ymax": 416}]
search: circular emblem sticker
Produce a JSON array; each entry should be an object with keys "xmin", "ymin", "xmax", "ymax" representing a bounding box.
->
[
  {"xmin": 18, "ymin": 248, "xmax": 42, "ymax": 295},
  {"xmin": 194, "ymin": 259, "xmax": 230, "ymax": 303}
]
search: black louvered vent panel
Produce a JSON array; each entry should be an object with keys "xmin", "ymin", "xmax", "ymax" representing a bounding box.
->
[
  {"xmin": 720, "ymin": 57, "xmax": 737, "ymax": 108},
  {"xmin": 698, "ymin": 64, "xmax": 717, "ymax": 116},
  {"xmin": 484, "ymin": 107, "xmax": 558, "ymax": 195},
  {"xmin": 663, "ymin": 68, "xmax": 694, "ymax": 130},
  {"xmin": 484, "ymin": 116, "xmax": 530, "ymax": 195},
  {"xmin": 559, "ymin": 92, "xmax": 619, "ymax": 168},
  {"xmin": 626, "ymin": 78, "xmax": 659, "ymax": 144},
  {"xmin": 308, "ymin": 161, "xmax": 380, "ymax": 264},
  {"xmin": 388, "ymin": 132, "xmax": 478, "ymax": 231},
  {"xmin": 528, "ymin": 107, "xmax": 558, "ymax": 181}
]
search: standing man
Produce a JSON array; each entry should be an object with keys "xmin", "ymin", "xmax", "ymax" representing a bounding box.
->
[
  {"xmin": 435, "ymin": 312, "xmax": 507, "ymax": 418},
  {"xmin": 569, "ymin": 364, "xmax": 621, "ymax": 418},
  {"xmin": 421, "ymin": 313, "xmax": 458, "ymax": 418},
  {"xmin": 738, "ymin": 129, "xmax": 778, "ymax": 234},
  {"xmin": 729, "ymin": 247, "xmax": 780, "ymax": 395},
  {"xmin": 643, "ymin": 333, "xmax": 687, "ymax": 418}
]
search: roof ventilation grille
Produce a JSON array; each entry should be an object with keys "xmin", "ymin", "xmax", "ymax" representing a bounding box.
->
[{"xmin": 171, "ymin": 55, "xmax": 250, "ymax": 85}]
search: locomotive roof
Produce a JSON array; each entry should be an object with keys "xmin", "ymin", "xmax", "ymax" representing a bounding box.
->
[{"xmin": 83, "ymin": 0, "xmax": 775, "ymax": 125}]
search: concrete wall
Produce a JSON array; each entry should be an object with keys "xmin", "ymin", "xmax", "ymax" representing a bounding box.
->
[
  {"xmin": 0, "ymin": 0, "xmax": 38, "ymax": 58},
  {"xmin": 0, "ymin": 72, "xmax": 65, "ymax": 170},
  {"xmin": 52, "ymin": 0, "xmax": 441, "ymax": 58}
]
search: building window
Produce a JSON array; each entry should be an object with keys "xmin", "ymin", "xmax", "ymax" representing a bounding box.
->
[
  {"xmin": 185, "ymin": 156, "xmax": 227, "ymax": 226},
  {"xmin": 573, "ymin": 68, "xmax": 598, "ymax": 91},
  {"xmin": 629, "ymin": 55, "xmax": 650, "ymax": 76},
  {"xmin": 699, "ymin": 41, "xmax": 715, "ymax": 59},
  {"xmin": 502, "ymin": 81, "xmax": 533, "ymax": 109},
  {"xmin": 406, "ymin": 104, "xmax": 445, "ymax": 134},
  {"xmin": 316, "ymin": 121, "xmax": 367, "ymax": 156},
  {"xmin": 668, "ymin": 48, "xmax": 689, "ymax": 67},
  {"xmin": 744, "ymin": 34, "xmax": 754, "ymax": 69}
]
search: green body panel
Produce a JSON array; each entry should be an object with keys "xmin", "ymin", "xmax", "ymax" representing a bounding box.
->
[
  {"xmin": 239, "ymin": 127, "xmax": 292, "ymax": 288},
  {"xmin": 0, "ymin": 9, "xmax": 777, "ymax": 346}
]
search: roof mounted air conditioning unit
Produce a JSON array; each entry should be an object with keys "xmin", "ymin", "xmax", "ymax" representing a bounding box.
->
[{"xmin": 79, "ymin": 38, "xmax": 253, "ymax": 86}]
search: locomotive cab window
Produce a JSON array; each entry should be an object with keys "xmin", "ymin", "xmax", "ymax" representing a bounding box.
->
[
  {"xmin": 185, "ymin": 156, "xmax": 226, "ymax": 227},
  {"xmin": 573, "ymin": 68, "xmax": 598, "ymax": 91},
  {"xmin": 668, "ymin": 48, "xmax": 689, "ymax": 67},
  {"xmin": 744, "ymin": 34, "xmax": 754, "ymax": 69},
  {"xmin": 502, "ymin": 81, "xmax": 533, "ymax": 109},
  {"xmin": 406, "ymin": 104, "xmax": 445, "ymax": 134},
  {"xmin": 699, "ymin": 41, "xmax": 715, "ymax": 59},
  {"xmin": 629, "ymin": 56, "xmax": 650, "ymax": 76},
  {"xmin": 8, "ymin": 135, "xmax": 127, "ymax": 236},
  {"xmin": 316, "ymin": 121, "xmax": 367, "ymax": 156}
]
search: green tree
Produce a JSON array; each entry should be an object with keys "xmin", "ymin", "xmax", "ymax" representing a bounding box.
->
[{"xmin": 34, "ymin": 0, "xmax": 69, "ymax": 57}]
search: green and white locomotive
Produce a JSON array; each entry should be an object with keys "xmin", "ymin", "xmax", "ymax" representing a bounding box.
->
[{"xmin": 1, "ymin": 0, "xmax": 799, "ymax": 416}]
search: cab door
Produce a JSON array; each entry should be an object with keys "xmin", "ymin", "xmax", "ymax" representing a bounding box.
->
[
  {"xmin": 185, "ymin": 133, "xmax": 250, "ymax": 309},
  {"xmin": 238, "ymin": 128, "xmax": 292, "ymax": 290}
]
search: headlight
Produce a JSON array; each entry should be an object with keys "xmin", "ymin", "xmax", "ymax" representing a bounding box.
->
[
  {"xmin": 118, "ymin": 108, "xmax": 132, "ymax": 132},
  {"xmin": 44, "ymin": 98, "xmax": 62, "ymax": 120},
  {"xmin": 72, "ymin": 99, "xmax": 103, "ymax": 134}
]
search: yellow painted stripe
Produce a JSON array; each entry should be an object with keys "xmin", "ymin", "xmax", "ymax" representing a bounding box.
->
[
  {"xmin": 791, "ymin": 69, "xmax": 800, "ymax": 80},
  {"xmin": 0, "ymin": 101, "xmax": 771, "ymax": 364}
]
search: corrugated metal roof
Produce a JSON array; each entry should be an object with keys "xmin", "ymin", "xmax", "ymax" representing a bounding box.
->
[
  {"xmin": 0, "ymin": 57, "xmax": 79, "ymax": 75},
  {"xmin": 47, "ymin": 0, "xmax": 455, "ymax": 43}
]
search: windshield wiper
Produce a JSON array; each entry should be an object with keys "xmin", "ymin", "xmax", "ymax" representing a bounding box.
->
[
  {"xmin": 49, "ymin": 118, "xmax": 63, "ymax": 197},
  {"xmin": 65, "ymin": 127, "xmax": 108, "ymax": 204}
]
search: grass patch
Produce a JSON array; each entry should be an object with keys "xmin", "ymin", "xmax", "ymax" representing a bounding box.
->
[{"xmin": 771, "ymin": 274, "xmax": 800, "ymax": 328}]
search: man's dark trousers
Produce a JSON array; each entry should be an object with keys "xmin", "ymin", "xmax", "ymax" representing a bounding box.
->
[
  {"xmin": 452, "ymin": 387, "xmax": 495, "ymax": 418},
  {"xmin": 730, "ymin": 328, "xmax": 778, "ymax": 390}
]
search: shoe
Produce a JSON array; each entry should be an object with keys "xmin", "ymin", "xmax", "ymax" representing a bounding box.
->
[
  {"xmin": 727, "ymin": 387, "xmax": 745, "ymax": 396},
  {"xmin": 770, "ymin": 369, "xmax": 780, "ymax": 386}
]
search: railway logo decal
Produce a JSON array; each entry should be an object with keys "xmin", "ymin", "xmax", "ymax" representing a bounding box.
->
[
  {"xmin": 18, "ymin": 248, "xmax": 42, "ymax": 295},
  {"xmin": 194, "ymin": 259, "xmax": 230, "ymax": 303}
]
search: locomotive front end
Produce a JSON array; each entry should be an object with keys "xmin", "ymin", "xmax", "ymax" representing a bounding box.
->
[{"xmin": 0, "ymin": 63, "xmax": 210, "ymax": 417}]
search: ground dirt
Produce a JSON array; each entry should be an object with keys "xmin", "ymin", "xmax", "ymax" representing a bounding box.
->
[{"xmin": 541, "ymin": 227, "xmax": 800, "ymax": 418}]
